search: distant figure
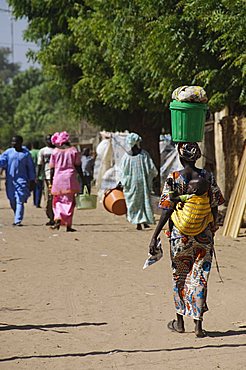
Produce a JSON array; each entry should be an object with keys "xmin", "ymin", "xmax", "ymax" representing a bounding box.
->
[
  {"xmin": 81, "ymin": 147, "xmax": 95, "ymax": 194},
  {"xmin": 0, "ymin": 135, "xmax": 36, "ymax": 226},
  {"xmin": 119, "ymin": 132, "xmax": 158, "ymax": 230},
  {"xmin": 37, "ymin": 135, "xmax": 55, "ymax": 226},
  {"xmin": 0, "ymin": 152, "xmax": 3, "ymax": 190},
  {"xmin": 50, "ymin": 131, "xmax": 84, "ymax": 232},
  {"xmin": 30, "ymin": 141, "xmax": 43, "ymax": 208}
]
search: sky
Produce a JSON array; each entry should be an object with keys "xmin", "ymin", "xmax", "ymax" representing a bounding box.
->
[{"xmin": 0, "ymin": 0, "xmax": 39, "ymax": 70}]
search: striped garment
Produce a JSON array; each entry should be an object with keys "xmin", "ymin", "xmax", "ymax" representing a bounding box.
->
[{"xmin": 171, "ymin": 193, "xmax": 214, "ymax": 236}]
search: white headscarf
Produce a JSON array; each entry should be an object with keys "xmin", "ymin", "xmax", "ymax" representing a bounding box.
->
[{"xmin": 126, "ymin": 132, "xmax": 142, "ymax": 148}]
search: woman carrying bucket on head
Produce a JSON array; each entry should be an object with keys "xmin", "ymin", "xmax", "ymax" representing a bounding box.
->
[
  {"xmin": 49, "ymin": 131, "xmax": 84, "ymax": 232},
  {"xmin": 147, "ymin": 86, "xmax": 224, "ymax": 337},
  {"xmin": 148, "ymin": 142, "xmax": 224, "ymax": 337}
]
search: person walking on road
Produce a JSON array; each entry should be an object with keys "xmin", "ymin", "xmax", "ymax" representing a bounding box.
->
[
  {"xmin": 30, "ymin": 141, "xmax": 43, "ymax": 208},
  {"xmin": 119, "ymin": 132, "xmax": 158, "ymax": 230},
  {"xmin": 148, "ymin": 142, "xmax": 224, "ymax": 337},
  {"xmin": 37, "ymin": 135, "xmax": 55, "ymax": 226},
  {"xmin": 49, "ymin": 131, "xmax": 84, "ymax": 232},
  {"xmin": 0, "ymin": 135, "xmax": 36, "ymax": 226},
  {"xmin": 80, "ymin": 147, "xmax": 95, "ymax": 194}
]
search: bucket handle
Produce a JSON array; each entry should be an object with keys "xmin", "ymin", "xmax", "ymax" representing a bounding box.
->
[
  {"xmin": 104, "ymin": 188, "xmax": 115, "ymax": 197},
  {"xmin": 103, "ymin": 188, "xmax": 115, "ymax": 214},
  {"xmin": 82, "ymin": 185, "xmax": 89, "ymax": 195}
]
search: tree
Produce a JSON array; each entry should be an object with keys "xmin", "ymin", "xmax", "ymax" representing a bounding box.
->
[
  {"xmin": 141, "ymin": 0, "xmax": 246, "ymax": 111},
  {"xmin": 8, "ymin": 1, "xmax": 167, "ymax": 176},
  {"xmin": 0, "ymin": 67, "xmax": 44, "ymax": 147},
  {"xmin": 14, "ymin": 81, "xmax": 80, "ymax": 142},
  {"xmin": 0, "ymin": 48, "xmax": 21, "ymax": 147},
  {"xmin": 8, "ymin": 0, "xmax": 246, "ymax": 189},
  {"xmin": 0, "ymin": 44, "xmax": 80, "ymax": 148}
]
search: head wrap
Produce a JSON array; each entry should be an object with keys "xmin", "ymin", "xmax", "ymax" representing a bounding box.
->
[
  {"xmin": 126, "ymin": 132, "xmax": 142, "ymax": 148},
  {"xmin": 51, "ymin": 131, "xmax": 70, "ymax": 146},
  {"xmin": 177, "ymin": 142, "xmax": 201, "ymax": 162}
]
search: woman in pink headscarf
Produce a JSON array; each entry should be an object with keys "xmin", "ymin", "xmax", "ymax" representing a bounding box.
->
[{"xmin": 49, "ymin": 131, "xmax": 84, "ymax": 232}]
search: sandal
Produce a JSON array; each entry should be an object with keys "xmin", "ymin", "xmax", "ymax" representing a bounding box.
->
[
  {"xmin": 66, "ymin": 226, "xmax": 77, "ymax": 232},
  {"xmin": 50, "ymin": 220, "xmax": 61, "ymax": 230},
  {"xmin": 13, "ymin": 222, "xmax": 23, "ymax": 227},
  {"xmin": 195, "ymin": 329, "xmax": 207, "ymax": 338},
  {"xmin": 167, "ymin": 319, "xmax": 185, "ymax": 333}
]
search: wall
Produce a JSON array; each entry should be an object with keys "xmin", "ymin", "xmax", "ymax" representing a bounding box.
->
[{"xmin": 221, "ymin": 116, "xmax": 246, "ymax": 204}]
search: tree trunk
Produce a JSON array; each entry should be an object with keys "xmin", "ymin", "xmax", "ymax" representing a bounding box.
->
[{"xmin": 129, "ymin": 111, "xmax": 162, "ymax": 195}]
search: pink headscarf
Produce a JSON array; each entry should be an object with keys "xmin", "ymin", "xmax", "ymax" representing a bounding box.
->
[{"xmin": 51, "ymin": 131, "xmax": 70, "ymax": 146}]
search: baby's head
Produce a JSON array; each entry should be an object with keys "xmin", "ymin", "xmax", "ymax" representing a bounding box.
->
[{"xmin": 187, "ymin": 177, "xmax": 209, "ymax": 196}]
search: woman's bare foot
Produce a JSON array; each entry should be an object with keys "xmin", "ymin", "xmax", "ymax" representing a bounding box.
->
[
  {"xmin": 136, "ymin": 224, "xmax": 142, "ymax": 230},
  {"xmin": 194, "ymin": 319, "xmax": 206, "ymax": 337},
  {"xmin": 144, "ymin": 223, "xmax": 150, "ymax": 229},
  {"xmin": 176, "ymin": 314, "xmax": 185, "ymax": 332},
  {"xmin": 167, "ymin": 314, "xmax": 185, "ymax": 333}
]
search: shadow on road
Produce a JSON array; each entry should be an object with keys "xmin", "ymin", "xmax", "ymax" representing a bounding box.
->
[
  {"xmin": 206, "ymin": 329, "xmax": 246, "ymax": 337},
  {"xmin": 0, "ymin": 343, "xmax": 246, "ymax": 362},
  {"xmin": 0, "ymin": 322, "xmax": 108, "ymax": 333}
]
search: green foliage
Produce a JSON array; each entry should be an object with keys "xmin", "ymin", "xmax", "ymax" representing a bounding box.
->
[
  {"xmin": 180, "ymin": 0, "xmax": 246, "ymax": 108},
  {"xmin": 0, "ymin": 67, "xmax": 45, "ymax": 147},
  {"xmin": 8, "ymin": 0, "xmax": 245, "ymax": 119},
  {"xmin": 0, "ymin": 54, "xmax": 79, "ymax": 148},
  {"xmin": 14, "ymin": 81, "xmax": 80, "ymax": 142},
  {"xmin": 0, "ymin": 48, "xmax": 21, "ymax": 147},
  {"xmin": 4, "ymin": 0, "xmax": 244, "ymax": 183}
]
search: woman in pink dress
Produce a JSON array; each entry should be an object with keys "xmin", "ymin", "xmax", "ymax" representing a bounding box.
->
[{"xmin": 50, "ymin": 131, "xmax": 84, "ymax": 232}]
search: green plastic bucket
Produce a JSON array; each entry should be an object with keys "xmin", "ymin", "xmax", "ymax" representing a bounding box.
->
[{"xmin": 169, "ymin": 100, "xmax": 208, "ymax": 142}]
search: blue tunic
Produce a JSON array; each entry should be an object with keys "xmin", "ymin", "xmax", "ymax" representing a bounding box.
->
[{"xmin": 0, "ymin": 147, "xmax": 35, "ymax": 203}]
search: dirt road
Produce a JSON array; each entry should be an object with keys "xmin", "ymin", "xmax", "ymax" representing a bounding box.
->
[{"xmin": 0, "ymin": 188, "xmax": 246, "ymax": 369}]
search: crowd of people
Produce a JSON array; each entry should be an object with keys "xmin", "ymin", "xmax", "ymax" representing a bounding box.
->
[
  {"xmin": 0, "ymin": 132, "xmax": 225, "ymax": 337},
  {"xmin": 0, "ymin": 131, "xmax": 95, "ymax": 230}
]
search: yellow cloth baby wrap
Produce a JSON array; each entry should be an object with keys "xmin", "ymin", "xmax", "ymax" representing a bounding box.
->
[{"xmin": 171, "ymin": 193, "xmax": 213, "ymax": 236}]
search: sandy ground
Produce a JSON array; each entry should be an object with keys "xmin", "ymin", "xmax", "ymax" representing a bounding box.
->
[{"xmin": 0, "ymin": 186, "xmax": 246, "ymax": 370}]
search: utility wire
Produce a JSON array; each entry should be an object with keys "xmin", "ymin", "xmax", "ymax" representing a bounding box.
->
[
  {"xmin": 0, "ymin": 7, "xmax": 11, "ymax": 13},
  {"xmin": 0, "ymin": 41, "xmax": 37, "ymax": 47},
  {"xmin": 0, "ymin": 6, "xmax": 14, "ymax": 62}
]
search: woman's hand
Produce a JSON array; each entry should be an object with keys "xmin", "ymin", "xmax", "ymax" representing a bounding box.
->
[
  {"xmin": 148, "ymin": 209, "xmax": 172, "ymax": 256},
  {"xmin": 149, "ymin": 237, "xmax": 158, "ymax": 255},
  {"xmin": 115, "ymin": 182, "xmax": 123, "ymax": 190}
]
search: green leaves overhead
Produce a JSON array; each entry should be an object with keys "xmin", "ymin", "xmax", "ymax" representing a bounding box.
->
[{"xmin": 7, "ymin": 0, "xmax": 246, "ymax": 118}]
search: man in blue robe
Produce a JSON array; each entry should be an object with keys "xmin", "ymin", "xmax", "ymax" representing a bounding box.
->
[{"xmin": 0, "ymin": 135, "xmax": 36, "ymax": 226}]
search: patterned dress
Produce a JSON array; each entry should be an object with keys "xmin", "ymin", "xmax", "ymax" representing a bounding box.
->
[{"xmin": 159, "ymin": 169, "xmax": 224, "ymax": 320}]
